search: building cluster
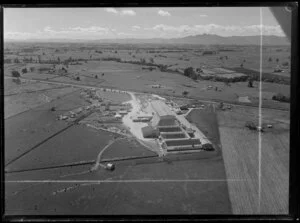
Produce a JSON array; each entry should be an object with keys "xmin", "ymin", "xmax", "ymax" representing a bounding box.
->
[{"xmin": 141, "ymin": 100, "xmax": 214, "ymax": 154}]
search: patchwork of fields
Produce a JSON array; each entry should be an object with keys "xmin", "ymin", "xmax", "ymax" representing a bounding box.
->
[{"xmin": 4, "ymin": 42, "xmax": 290, "ymax": 215}]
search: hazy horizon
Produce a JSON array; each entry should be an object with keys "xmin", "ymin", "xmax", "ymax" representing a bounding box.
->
[{"xmin": 4, "ymin": 7, "xmax": 286, "ymax": 41}]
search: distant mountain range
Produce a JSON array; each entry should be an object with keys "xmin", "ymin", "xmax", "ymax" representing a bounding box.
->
[{"xmin": 5, "ymin": 34, "xmax": 290, "ymax": 45}]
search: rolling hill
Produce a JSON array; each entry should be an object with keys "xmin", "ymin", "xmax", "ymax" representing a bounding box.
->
[{"xmin": 5, "ymin": 34, "xmax": 290, "ymax": 46}]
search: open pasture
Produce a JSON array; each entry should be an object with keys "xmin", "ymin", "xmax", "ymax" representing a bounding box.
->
[
  {"xmin": 5, "ymin": 124, "xmax": 116, "ymax": 172},
  {"xmin": 217, "ymin": 106, "xmax": 289, "ymax": 214},
  {"xmin": 5, "ymin": 152, "xmax": 232, "ymax": 215},
  {"xmin": 5, "ymin": 90, "xmax": 88, "ymax": 166},
  {"xmin": 4, "ymin": 43, "xmax": 291, "ymax": 111}
]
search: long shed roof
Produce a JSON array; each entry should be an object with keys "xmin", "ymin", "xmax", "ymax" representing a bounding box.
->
[{"xmin": 151, "ymin": 100, "xmax": 174, "ymax": 117}]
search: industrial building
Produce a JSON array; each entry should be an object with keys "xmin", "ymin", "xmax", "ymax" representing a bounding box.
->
[
  {"xmin": 150, "ymin": 100, "xmax": 177, "ymax": 127},
  {"xmin": 143, "ymin": 100, "xmax": 214, "ymax": 154}
]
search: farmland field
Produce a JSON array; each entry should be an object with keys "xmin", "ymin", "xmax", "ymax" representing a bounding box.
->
[
  {"xmin": 4, "ymin": 78, "xmax": 78, "ymax": 118},
  {"xmin": 4, "ymin": 43, "xmax": 290, "ymax": 110},
  {"xmin": 217, "ymin": 106, "xmax": 289, "ymax": 214},
  {"xmin": 5, "ymin": 155, "xmax": 232, "ymax": 215},
  {"xmin": 4, "ymin": 39, "xmax": 290, "ymax": 216}
]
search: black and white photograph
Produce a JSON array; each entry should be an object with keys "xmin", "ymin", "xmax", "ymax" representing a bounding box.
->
[{"xmin": 2, "ymin": 4, "xmax": 295, "ymax": 218}]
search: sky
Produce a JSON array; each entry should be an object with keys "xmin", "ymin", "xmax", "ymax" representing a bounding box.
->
[{"xmin": 4, "ymin": 7, "xmax": 287, "ymax": 40}]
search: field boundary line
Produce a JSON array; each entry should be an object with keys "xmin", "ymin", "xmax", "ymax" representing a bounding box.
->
[
  {"xmin": 5, "ymin": 154, "xmax": 159, "ymax": 174},
  {"xmin": 5, "ymin": 109, "xmax": 94, "ymax": 167},
  {"xmin": 4, "ymin": 123, "xmax": 75, "ymax": 167},
  {"xmin": 5, "ymin": 179, "xmax": 248, "ymax": 183}
]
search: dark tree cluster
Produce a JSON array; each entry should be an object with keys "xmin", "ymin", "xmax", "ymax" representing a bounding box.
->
[
  {"xmin": 183, "ymin": 67, "xmax": 198, "ymax": 80},
  {"xmin": 272, "ymin": 93, "xmax": 290, "ymax": 103},
  {"xmin": 22, "ymin": 68, "xmax": 28, "ymax": 74},
  {"xmin": 182, "ymin": 90, "xmax": 189, "ymax": 96},
  {"xmin": 11, "ymin": 70, "xmax": 21, "ymax": 78},
  {"xmin": 245, "ymin": 121, "xmax": 257, "ymax": 130}
]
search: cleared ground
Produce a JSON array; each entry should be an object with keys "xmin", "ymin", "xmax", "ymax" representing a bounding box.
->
[{"xmin": 217, "ymin": 106, "xmax": 289, "ymax": 214}]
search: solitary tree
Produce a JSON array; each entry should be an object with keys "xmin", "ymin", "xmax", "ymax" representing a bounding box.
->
[
  {"xmin": 218, "ymin": 102, "xmax": 224, "ymax": 109},
  {"xmin": 22, "ymin": 68, "xmax": 28, "ymax": 74},
  {"xmin": 184, "ymin": 67, "xmax": 195, "ymax": 78},
  {"xmin": 12, "ymin": 78, "xmax": 21, "ymax": 85},
  {"xmin": 182, "ymin": 90, "xmax": 189, "ymax": 97},
  {"xmin": 248, "ymin": 78, "xmax": 254, "ymax": 88},
  {"xmin": 245, "ymin": 121, "xmax": 257, "ymax": 130},
  {"xmin": 11, "ymin": 70, "xmax": 21, "ymax": 78},
  {"xmin": 268, "ymin": 57, "xmax": 272, "ymax": 62},
  {"xmin": 276, "ymin": 58, "xmax": 279, "ymax": 64}
]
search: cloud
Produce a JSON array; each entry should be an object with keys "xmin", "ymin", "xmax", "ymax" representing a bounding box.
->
[
  {"xmin": 105, "ymin": 8, "xmax": 118, "ymax": 14},
  {"xmin": 147, "ymin": 24, "xmax": 190, "ymax": 32},
  {"xmin": 43, "ymin": 26, "xmax": 53, "ymax": 32},
  {"xmin": 117, "ymin": 32, "xmax": 135, "ymax": 36},
  {"xmin": 4, "ymin": 23, "xmax": 285, "ymax": 40},
  {"xmin": 69, "ymin": 26, "xmax": 109, "ymax": 33},
  {"xmin": 158, "ymin": 10, "xmax": 171, "ymax": 16},
  {"xmin": 145, "ymin": 23, "xmax": 285, "ymax": 37},
  {"xmin": 4, "ymin": 31, "xmax": 37, "ymax": 39},
  {"xmin": 244, "ymin": 24, "xmax": 284, "ymax": 35},
  {"xmin": 132, "ymin": 25, "xmax": 141, "ymax": 31},
  {"xmin": 199, "ymin": 14, "xmax": 208, "ymax": 17},
  {"xmin": 5, "ymin": 25, "xmax": 113, "ymax": 40},
  {"xmin": 104, "ymin": 8, "xmax": 136, "ymax": 16},
  {"xmin": 120, "ymin": 9, "xmax": 136, "ymax": 16}
]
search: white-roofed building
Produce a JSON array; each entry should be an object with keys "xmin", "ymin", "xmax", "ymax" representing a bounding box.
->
[{"xmin": 150, "ymin": 100, "xmax": 177, "ymax": 127}]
